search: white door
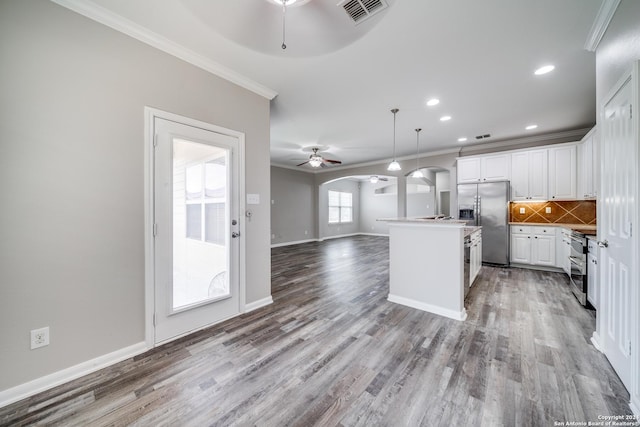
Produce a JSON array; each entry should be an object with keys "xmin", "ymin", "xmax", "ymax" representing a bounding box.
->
[
  {"xmin": 153, "ymin": 117, "xmax": 241, "ymax": 344},
  {"xmin": 600, "ymin": 73, "xmax": 635, "ymax": 392}
]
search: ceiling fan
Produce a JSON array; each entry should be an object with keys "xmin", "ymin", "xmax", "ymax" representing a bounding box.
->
[
  {"xmin": 296, "ymin": 148, "xmax": 342, "ymax": 168},
  {"xmin": 368, "ymin": 175, "xmax": 389, "ymax": 183}
]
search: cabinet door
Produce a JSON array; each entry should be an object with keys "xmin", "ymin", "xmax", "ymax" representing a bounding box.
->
[
  {"xmin": 532, "ymin": 234, "xmax": 555, "ymax": 266},
  {"xmin": 457, "ymin": 157, "xmax": 481, "ymax": 183},
  {"xmin": 510, "ymin": 152, "xmax": 530, "ymax": 200},
  {"xmin": 510, "ymin": 234, "xmax": 531, "ymax": 264},
  {"xmin": 481, "ymin": 154, "xmax": 510, "ymax": 181},
  {"xmin": 528, "ymin": 149, "xmax": 548, "ymax": 200},
  {"xmin": 591, "ymin": 129, "xmax": 599, "ymax": 198},
  {"xmin": 549, "ymin": 145, "xmax": 577, "ymax": 200},
  {"xmin": 587, "ymin": 252, "xmax": 598, "ymax": 310},
  {"xmin": 562, "ymin": 237, "xmax": 572, "ymax": 274}
]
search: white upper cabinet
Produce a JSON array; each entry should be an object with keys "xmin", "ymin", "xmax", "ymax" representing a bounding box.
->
[
  {"xmin": 578, "ymin": 127, "xmax": 598, "ymax": 199},
  {"xmin": 457, "ymin": 157, "xmax": 482, "ymax": 183},
  {"xmin": 457, "ymin": 154, "xmax": 509, "ymax": 183},
  {"xmin": 549, "ymin": 145, "xmax": 577, "ymax": 200},
  {"xmin": 481, "ymin": 154, "xmax": 510, "ymax": 181},
  {"xmin": 510, "ymin": 149, "xmax": 548, "ymax": 200}
]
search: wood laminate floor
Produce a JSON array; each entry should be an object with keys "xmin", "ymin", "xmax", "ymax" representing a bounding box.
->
[{"xmin": 0, "ymin": 235, "xmax": 632, "ymax": 426}]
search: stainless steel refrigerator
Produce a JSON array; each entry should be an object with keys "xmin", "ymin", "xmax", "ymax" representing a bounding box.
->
[{"xmin": 457, "ymin": 181, "xmax": 510, "ymax": 266}]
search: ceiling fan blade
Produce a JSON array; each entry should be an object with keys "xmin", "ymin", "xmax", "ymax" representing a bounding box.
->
[
  {"xmin": 296, "ymin": 160, "xmax": 310, "ymax": 166},
  {"xmin": 323, "ymin": 159, "xmax": 342, "ymax": 164},
  {"xmin": 320, "ymin": 162, "xmax": 327, "ymax": 168},
  {"xmin": 379, "ymin": 177, "xmax": 389, "ymax": 181}
]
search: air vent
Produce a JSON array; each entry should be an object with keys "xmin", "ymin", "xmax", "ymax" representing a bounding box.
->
[
  {"xmin": 338, "ymin": 0, "xmax": 388, "ymax": 24},
  {"xmin": 475, "ymin": 134, "xmax": 491, "ymax": 140}
]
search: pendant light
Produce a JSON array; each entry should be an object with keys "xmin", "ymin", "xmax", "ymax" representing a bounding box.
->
[
  {"xmin": 411, "ymin": 128, "xmax": 424, "ymax": 178},
  {"xmin": 387, "ymin": 108, "xmax": 401, "ymax": 171}
]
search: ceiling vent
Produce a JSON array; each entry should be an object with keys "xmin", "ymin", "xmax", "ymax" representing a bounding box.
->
[
  {"xmin": 475, "ymin": 134, "xmax": 491, "ymax": 140},
  {"xmin": 338, "ymin": 0, "xmax": 388, "ymax": 24}
]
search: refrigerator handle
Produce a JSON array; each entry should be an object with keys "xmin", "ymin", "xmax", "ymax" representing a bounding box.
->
[{"xmin": 477, "ymin": 196, "xmax": 481, "ymax": 226}]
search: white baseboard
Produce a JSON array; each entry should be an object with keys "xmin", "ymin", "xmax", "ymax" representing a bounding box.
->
[
  {"xmin": 244, "ymin": 296, "xmax": 273, "ymax": 313},
  {"xmin": 271, "ymin": 239, "xmax": 318, "ymax": 248},
  {"xmin": 631, "ymin": 398, "xmax": 639, "ymax": 418},
  {"xmin": 590, "ymin": 332, "xmax": 603, "ymax": 352},
  {"xmin": 0, "ymin": 341, "xmax": 148, "ymax": 409},
  {"xmin": 387, "ymin": 294, "xmax": 467, "ymax": 321},
  {"xmin": 319, "ymin": 233, "xmax": 361, "ymax": 241},
  {"xmin": 358, "ymin": 232, "xmax": 389, "ymax": 237}
]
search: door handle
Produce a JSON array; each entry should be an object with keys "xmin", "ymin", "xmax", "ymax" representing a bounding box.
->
[
  {"xmin": 597, "ymin": 240, "xmax": 608, "ymax": 248},
  {"xmin": 232, "ymin": 232, "xmax": 240, "ymax": 238}
]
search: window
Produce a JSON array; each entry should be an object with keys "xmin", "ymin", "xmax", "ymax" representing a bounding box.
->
[
  {"xmin": 185, "ymin": 156, "xmax": 227, "ymax": 245},
  {"xmin": 328, "ymin": 190, "xmax": 352, "ymax": 224}
]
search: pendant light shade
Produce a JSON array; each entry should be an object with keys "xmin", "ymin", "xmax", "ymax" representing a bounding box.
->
[
  {"xmin": 387, "ymin": 108, "xmax": 401, "ymax": 171},
  {"xmin": 411, "ymin": 128, "xmax": 424, "ymax": 178}
]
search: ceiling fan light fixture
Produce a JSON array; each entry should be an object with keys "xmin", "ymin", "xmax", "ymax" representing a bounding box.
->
[
  {"xmin": 369, "ymin": 175, "xmax": 379, "ymax": 183},
  {"xmin": 411, "ymin": 170, "xmax": 424, "ymax": 178},
  {"xmin": 309, "ymin": 155, "xmax": 323, "ymax": 167},
  {"xmin": 387, "ymin": 108, "xmax": 401, "ymax": 172}
]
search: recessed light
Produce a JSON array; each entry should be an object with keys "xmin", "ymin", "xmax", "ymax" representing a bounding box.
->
[
  {"xmin": 426, "ymin": 98, "xmax": 440, "ymax": 107},
  {"xmin": 440, "ymin": 115, "xmax": 451, "ymax": 122},
  {"xmin": 458, "ymin": 137, "xmax": 467, "ymax": 142},
  {"xmin": 525, "ymin": 124, "xmax": 538, "ymax": 130},
  {"xmin": 534, "ymin": 65, "xmax": 555, "ymax": 75}
]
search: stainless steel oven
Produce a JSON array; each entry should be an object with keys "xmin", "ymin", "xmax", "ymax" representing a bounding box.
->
[{"xmin": 567, "ymin": 230, "xmax": 588, "ymax": 306}]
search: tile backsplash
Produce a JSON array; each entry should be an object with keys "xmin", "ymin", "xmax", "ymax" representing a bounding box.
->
[{"xmin": 509, "ymin": 200, "xmax": 596, "ymax": 225}]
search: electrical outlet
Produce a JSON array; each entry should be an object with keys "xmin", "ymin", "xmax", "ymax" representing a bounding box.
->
[
  {"xmin": 304, "ymin": 230, "xmax": 308, "ymax": 235},
  {"xmin": 31, "ymin": 327, "xmax": 50, "ymax": 350},
  {"xmin": 271, "ymin": 234, "xmax": 275, "ymax": 239},
  {"xmin": 519, "ymin": 207, "xmax": 525, "ymax": 214},
  {"xmin": 545, "ymin": 207, "xmax": 552, "ymax": 214}
]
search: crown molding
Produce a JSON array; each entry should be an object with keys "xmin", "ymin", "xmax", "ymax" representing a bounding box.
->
[
  {"xmin": 457, "ymin": 127, "xmax": 592, "ymax": 155},
  {"xmin": 584, "ymin": 0, "xmax": 621, "ymax": 52},
  {"xmin": 50, "ymin": 0, "xmax": 278, "ymax": 100},
  {"xmin": 271, "ymin": 127, "xmax": 592, "ymax": 173}
]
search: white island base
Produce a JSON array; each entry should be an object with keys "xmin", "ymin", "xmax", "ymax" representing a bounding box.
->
[{"xmin": 384, "ymin": 219, "xmax": 469, "ymax": 321}]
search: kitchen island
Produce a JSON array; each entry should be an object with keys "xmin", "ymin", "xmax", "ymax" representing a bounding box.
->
[{"xmin": 380, "ymin": 218, "xmax": 481, "ymax": 321}]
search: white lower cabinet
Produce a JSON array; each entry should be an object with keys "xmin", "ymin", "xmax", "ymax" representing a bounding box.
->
[
  {"xmin": 469, "ymin": 230, "xmax": 482, "ymax": 286},
  {"xmin": 587, "ymin": 238, "xmax": 599, "ymax": 310},
  {"xmin": 510, "ymin": 225, "xmax": 556, "ymax": 267},
  {"xmin": 560, "ymin": 228, "xmax": 572, "ymax": 274}
]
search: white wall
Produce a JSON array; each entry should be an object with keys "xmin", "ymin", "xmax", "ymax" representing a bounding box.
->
[{"xmin": 0, "ymin": 0, "xmax": 270, "ymax": 393}]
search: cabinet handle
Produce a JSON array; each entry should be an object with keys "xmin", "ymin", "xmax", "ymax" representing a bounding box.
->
[{"xmin": 535, "ymin": 236, "xmax": 538, "ymax": 239}]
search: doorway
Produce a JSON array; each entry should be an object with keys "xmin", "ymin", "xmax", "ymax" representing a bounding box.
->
[{"xmin": 146, "ymin": 109, "xmax": 244, "ymax": 345}]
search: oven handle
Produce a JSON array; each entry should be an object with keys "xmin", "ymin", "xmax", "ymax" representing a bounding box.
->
[
  {"xmin": 568, "ymin": 235, "xmax": 585, "ymax": 244},
  {"xmin": 569, "ymin": 255, "xmax": 585, "ymax": 267}
]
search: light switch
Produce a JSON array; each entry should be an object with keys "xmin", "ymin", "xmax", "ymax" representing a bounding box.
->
[
  {"xmin": 519, "ymin": 207, "xmax": 525, "ymax": 214},
  {"xmin": 247, "ymin": 194, "xmax": 260, "ymax": 205},
  {"xmin": 545, "ymin": 207, "xmax": 552, "ymax": 214}
]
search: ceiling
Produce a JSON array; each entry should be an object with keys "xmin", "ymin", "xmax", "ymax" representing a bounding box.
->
[{"xmin": 73, "ymin": 0, "xmax": 602, "ymax": 170}]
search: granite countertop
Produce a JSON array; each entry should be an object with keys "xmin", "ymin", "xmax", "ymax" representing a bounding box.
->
[
  {"xmin": 464, "ymin": 226, "xmax": 482, "ymax": 238},
  {"xmin": 379, "ymin": 217, "xmax": 467, "ymax": 225}
]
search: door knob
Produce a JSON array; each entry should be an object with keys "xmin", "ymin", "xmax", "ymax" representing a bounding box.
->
[
  {"xmin": 598, "ymin": 240, "xmax": 608, "ymax": 248},
  {"xmin": 232, "ymin": 232, "xmax": 240, "ymax": 238}
]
